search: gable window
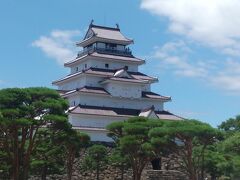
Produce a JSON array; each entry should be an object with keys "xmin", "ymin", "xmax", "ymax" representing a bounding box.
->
[
  {"xmin": 124, "ymin": 66, "xmax": 128, "ymax": 70},
  {"xmin": 105, "ymin": 63, "xmax": 109, "ymax": 68}
]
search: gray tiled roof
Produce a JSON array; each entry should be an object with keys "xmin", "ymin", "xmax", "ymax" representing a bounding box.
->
[
  {"xmin": 64, "ymin": 52, "xmax": 145, "ymax": 67},
  {"xmin": 69, "ymin": 104, "xmax": 182, "ymax": 120},
  {"xmin": 90, "ymin": 52, "xmax": 143, "ymax": 62},
  {"xmin": 91, "ymin": 25, "xmax": 133, "ymax": 42},
  {"xmin": 52, "ymin": 67, "xmax": 157, "ymax": 84},
  {"xmin": 77, "ymin": 24, "xmax": 133, "ymax": 46},
  {"xmin": 142, "ymin": 91, "xmax": 171, "ymax": 100},
  {"xmin": 63, "ymin": 86, "xmax": 110, "ymax": 96},
  {"xmin": 70, "ymin": 104, "xmax": 139, "ymax": 117},
  {"xmin": 100, "ymin": 77, "xmax": 150, "ymax": 84},
  {"xmin": 60, "ymin": 86, "xmax": 169, "ymax": 101}
]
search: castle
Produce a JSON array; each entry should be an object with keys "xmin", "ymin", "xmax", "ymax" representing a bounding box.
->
[{"xmin": 53, "ymin": 22, "xmax": 182, "ymax": 141}]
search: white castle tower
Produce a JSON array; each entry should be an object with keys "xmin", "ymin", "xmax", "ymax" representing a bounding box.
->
[{"xmin": 53, "ymin": 22, "xmax": 182, "ymax": 142}]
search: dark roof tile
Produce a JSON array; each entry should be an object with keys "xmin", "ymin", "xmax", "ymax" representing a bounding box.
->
[
  {"xmin": 69, "ymin": 104, "xmax": 183, "ymax": 120},
  {"xmin": 142, "ymin": 91, "xmax": 171, "ymax": 100}
]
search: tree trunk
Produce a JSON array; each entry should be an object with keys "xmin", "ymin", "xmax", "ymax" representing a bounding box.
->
[
  {"xmin": 67, "ymin": 147, "xmax": 75, "ymax": 180},
  {"xmin": 22, "ymin": 126, "xmax": 36, "ymax": 180},
  {"xmin": 200, "ymin": 153, "xmax": 205, "ymax": 180},
  {"xmin": 211, "ymin": 174, "xmax": 216, "ymax": 180},
  {"xmin": 135, "ymin": 171, "xmax": 142, "ymax": 180},
  {"xmin": 12, "ymin": 127, "xmax": 19, "ymax": 180},
  {"xmin": 186, "ymin": 141, "xmax": 197, "ymax": 180},
  {"xmin": 132, "ymin": 167, "xmax": 142, "ymax": 180},
  {"xmin": 41, "ymin": 165, "xmax": 47, "ymax": 180},
  {"xmin": 121, "ymin": 163, "xmax": 124, "ymax": 180},
  {"xmin": 97, "ymin": 162, "xmax": 100, "ymax": 180},
  {"xmin": 200, "ymin": 145, "xmax": 206, "ymax": 180}
]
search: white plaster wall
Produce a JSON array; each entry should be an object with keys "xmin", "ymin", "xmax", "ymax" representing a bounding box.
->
[
  {"xmin": 57, "ymin": 75, "xmax": 104, "ymax": 91},
  {"xmin": 105, "ymin": 83, "xmax": 142, "ymax": 98},
  {"xmin": 85, "ymin": 75, "xmax": 103, "ymax": 87},
  {"xmin": 70, "ymin": 114, "xmax": 125, "ymax": 141},
  {"xmin": 69, "ymin": 114, "xmax": 124, "ymax": 128},
  {"xmin": 69, "ymin": 58, "xmax": 139, "ymax": 72},
  {"xmin": 142, "ymin": 84, "xmax": 151, "ymax": 91},
  {"xmin": 89, "ymin": 59, "xmax": 138, "ymax": 72},
  {"xmin": 58, "ymin": 76, "xmax": 86, "ymax": 90},
  {"xmin": 70, "ymin": 62, "xmax": 89, "ymax": 74},
  {"xmin": 67, "ymin": 93, "xmax": 164, "ymax": 111}
]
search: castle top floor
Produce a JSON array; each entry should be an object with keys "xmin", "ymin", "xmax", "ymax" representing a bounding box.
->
[{"xmin": 77, "ymin": 22, "xmax": 133, "ymax": 47}]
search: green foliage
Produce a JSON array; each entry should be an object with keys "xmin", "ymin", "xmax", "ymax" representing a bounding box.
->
[
  {"xmin": 107, "ymin": 121, "xmax": 124, "ymax": 142},
  {"xmin": 216, "ymin": 115, "xmax": 240, "ymax": 179},
  {"xmin": 221, "ymin": 132, "xmax": 240, "ymax": 155},
  {"xmin": 150, "ymin": 119, "xmax": 221, "ymax": 180},
  {"xmin": 108, "ymin": 148, "xmax": 130, "ymax": 180},
  {"xmin": 219, "ymin": 115, "xmax": 240, "ymax": 133},
  {"xmin": 83, "ymin": 144, "xmax": 108, "ymax": 169},
  {"xmin": 107, "ymin": 117, "xmax": 163, "ymax": 180},
  {"xmin": 0, "ymin": 150, "xmax": 11, "ymax": 178},
  {"xmin": 0, "ymin": 87, "xmax": 69, "ymax": 179},
  {"xmin": 202, "ymin": 145, "xmax": 232, "ymax": 179},
  {"xmin": 83, "ymin": 144, "xmax": 108, "ymax": 180},
  {"xmin": 30, "ymin": 129, "xmax": 65, "ymax": 179},
  {"xmin": 219, "ymin": 132, "xmax": 240, "ymax": 179},
  {"xmin": 108, "ymin": 148, "xmax": 130, "ymax": 168}
]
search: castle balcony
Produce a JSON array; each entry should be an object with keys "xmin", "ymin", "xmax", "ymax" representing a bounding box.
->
[{"xmin": 77, "ymin": 46, "xmax": 133, "ymax": 58}]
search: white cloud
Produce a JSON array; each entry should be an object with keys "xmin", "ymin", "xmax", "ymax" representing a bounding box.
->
[
  {"xmin": 32, "ymin": 30, "xmax": 81, "ymax": 65},
  {"xmin": 210, "ymin": 60, "xmax": 240, "ymax": 93},
  {"xmin": 152, "ymin": 41, "xmax": 240, "ymax": 94},
  {"xmin": 141, "ymin": 0, "xmax": 240, "ymax": 56},
  {"xmin": 153, "ymin": 41, "xmax": 208, "ymax": 78},
  {"xmin": 141, "ymin": 0, "xmax": 240, "ymax": 94}
]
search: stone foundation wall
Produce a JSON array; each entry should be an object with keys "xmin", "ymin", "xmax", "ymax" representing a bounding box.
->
[
  {"xmin": 146, "ymin": 170, "xmax": 186, "ymax": 180},
  {"xmin": 30, "ymin": 147, "xmax": 187, "ymax": 180}
]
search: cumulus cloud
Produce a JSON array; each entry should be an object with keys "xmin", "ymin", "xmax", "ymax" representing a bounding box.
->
[
  {"xmin": 32, "ymin": 30, "xmax": 81, "ymax": 65},
  {"xmin": 153, "ymin": 41, "xmax": 208, "ymax": 78},
  {"xmin": 141, "ymin": 0, "xmax": 240, "ymax": 94},
  {"xmin": 152, "ymin": 41, "xmax": 240, "ymax": 94},
  {"xmin": 141, "ymin": 0, "xmax": 240, "ymax": 56},
  {"xmin": 210, "ymin": 60, "xmax": 240, "ymax": 93}
]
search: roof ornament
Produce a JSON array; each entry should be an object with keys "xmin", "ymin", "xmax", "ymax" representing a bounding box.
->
[
  {"xmin": 116, "ymin": 23, "xmax": 120, "ymax": 29},
  {"xmin": 123, "ymin": 66, "xmax": 128, "ymax": 71},
  {"xmin": 150, "ymin": 105, "xmax": 155, "ymax": 110},
  {"xmin": 90, "ymin": 19, "xmax": 94, "ymax": 27}
]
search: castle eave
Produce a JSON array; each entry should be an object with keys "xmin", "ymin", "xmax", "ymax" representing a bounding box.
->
[
  {"xmin": 62, "ymin": 86, "xmax": 110, "ymax": 97},
  {"xmin": 76, "ymin": 37, "xmax": 133, "ymax": 47},
  {"xmin": 76, "ymin": 24, "xmax": 133, "ymax": 47},
  {"xmin": 69, "ymin": 104, "xmax": 183, "ymax": 120},
  {"xmin": 72, "ymin": 126, "xmax": 107, "ymax": 132},
  {"xmin": 53, "ymin": 67, "xmax": 157, "ymax": 85},
  {"xmin": 64, "ymin": 52, "xmax": 145, "ymax": 67},
  {"xmin": 100, "ymin": 77, "xmax": 150, "ymax": 85},
  {"xmin": 142, "ymin": 91, "xmax": 171, "ymax": 101}
]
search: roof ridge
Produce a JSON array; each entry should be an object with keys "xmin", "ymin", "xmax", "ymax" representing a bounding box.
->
[
  {"xmin": 78, "ymin": 104, "xmax": 140, "ymax": 111},
  {"xmin": 90, "ymin": 24, "xmax": 120, "ymax": 31}
]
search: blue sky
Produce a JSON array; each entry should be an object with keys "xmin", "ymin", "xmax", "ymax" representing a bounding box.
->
[{"xmin": 1, "ymin": 0, "xmax": 240, "ymax": 127}]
